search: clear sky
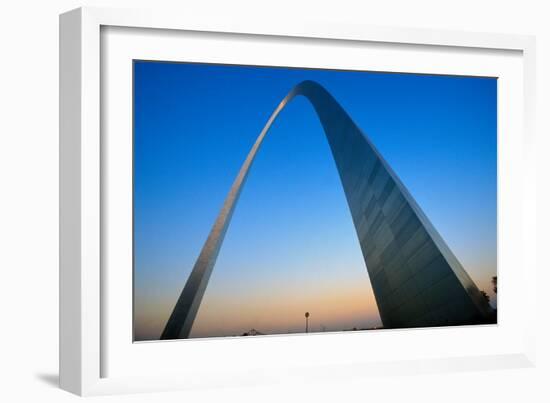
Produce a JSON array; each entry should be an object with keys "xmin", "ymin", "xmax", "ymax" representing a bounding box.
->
[{"xmin": 133, "ymin": 61, "xmax": 497, "ymax": 341}]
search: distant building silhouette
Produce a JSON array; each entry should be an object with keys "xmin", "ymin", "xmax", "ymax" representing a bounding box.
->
[{"xmin": 242, "ymin": 329, "xmax": 264, "ymax": 336}]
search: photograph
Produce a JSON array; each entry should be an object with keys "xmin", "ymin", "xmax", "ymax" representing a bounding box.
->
[{"xmin": 133, "ymin": 61, "xmax": 498, "ymax": 342}]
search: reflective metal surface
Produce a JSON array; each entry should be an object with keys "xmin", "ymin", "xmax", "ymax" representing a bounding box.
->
[{"xmin": 160, "ymin": 80, "xmax": 492, "ymax": 340}]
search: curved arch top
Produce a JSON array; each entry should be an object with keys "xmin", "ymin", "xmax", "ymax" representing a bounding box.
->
[{"xmin": 160, "ymin": 80, "xmax": 492, "ymax": 340}]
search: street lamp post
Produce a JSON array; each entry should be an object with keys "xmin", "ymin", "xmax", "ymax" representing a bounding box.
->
[{"xmin": 305, "ymin": 312, "xmax": 310, "ymax": 334}]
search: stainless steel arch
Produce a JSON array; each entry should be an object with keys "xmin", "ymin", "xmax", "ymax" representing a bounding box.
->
[{"xmin": 160, "ymin": 80, "xmax": 492, "ymax": 340}]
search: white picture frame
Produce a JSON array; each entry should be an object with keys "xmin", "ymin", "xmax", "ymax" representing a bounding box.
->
[{"xmin": 59, "ymin": 6, "xmax": 537, "ymax": 396}]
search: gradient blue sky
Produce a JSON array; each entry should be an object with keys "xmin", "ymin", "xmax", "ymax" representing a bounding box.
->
[{"xmin": 133, "ymin": 61, "xmax": 497, "ymax": 340}]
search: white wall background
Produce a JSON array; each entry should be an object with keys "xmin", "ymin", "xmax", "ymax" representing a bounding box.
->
[{"xmin": 0, "ymin": 0, "xmax": 548, "ymax": 401}]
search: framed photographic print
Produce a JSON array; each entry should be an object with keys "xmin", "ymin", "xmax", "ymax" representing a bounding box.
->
[{"xmin": 60, "ymin": 7, "xmax": 537, "ymax": 396}]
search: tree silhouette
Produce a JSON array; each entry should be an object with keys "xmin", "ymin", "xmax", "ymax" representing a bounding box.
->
[
  {"xmin": 480, "ymin": 290, "xmax": 490, "ymax": 304},
  {"xmin": 492, "ymin": 276, "xmax": 497, "ymax": 294}
]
